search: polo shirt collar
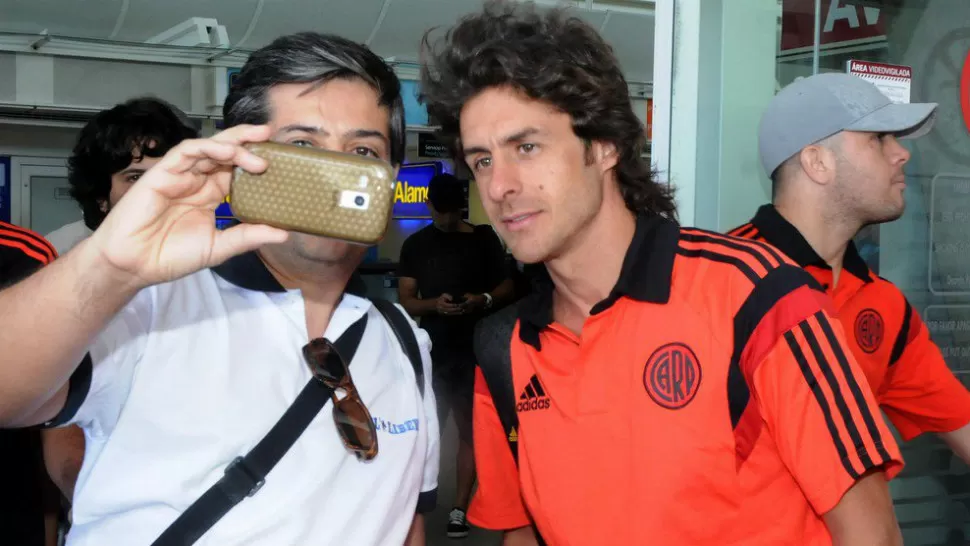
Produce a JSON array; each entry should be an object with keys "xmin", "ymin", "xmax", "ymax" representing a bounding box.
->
[
  {"xmin": 750, "ymin": 204, "xmax": 873, "ymax": 283},
  {"xmin": 518, "ymin": 213, "xmax": 679, "ymax": 348},
  {"xmin": 211, "ymin": 251, "xmax": 368, "ymax": 297}
]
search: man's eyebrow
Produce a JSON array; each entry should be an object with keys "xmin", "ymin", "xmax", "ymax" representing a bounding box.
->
[
  {"xmin": 345, "ymin": 129, "xmax": 390, "ymax": 145},
  {"xmin": 463, "ymin": 127, "xmax": 541, "ymax": 157},
  {"xmin": 118, "ymin": 167, "xmax": 147, "ymax": 176},
  {"xmin": 274, "ymin": 125, "xmax": 389, "ymax": 146},
  {"xmin": 276, "ymin": 124, "xmax": 328, "ymax": 136}
]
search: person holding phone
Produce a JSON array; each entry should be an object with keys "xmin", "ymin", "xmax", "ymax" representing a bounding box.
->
[
  {"xmin": 397, "ymin": 173, "xmax": 514, "ymax": 539},
  {"xmin": 0, "ymin": 32, "xmax": 438, "ymax": 546}
]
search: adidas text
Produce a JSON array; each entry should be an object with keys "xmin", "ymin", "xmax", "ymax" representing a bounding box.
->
[{"xmin": 517, "ymin": 398, "xmax": 550, "ymax": 412}]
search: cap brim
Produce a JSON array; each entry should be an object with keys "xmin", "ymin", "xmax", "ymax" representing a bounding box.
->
[{"xmin": 846, "ymin": 102, "xmax": 938, "ymax": 139}]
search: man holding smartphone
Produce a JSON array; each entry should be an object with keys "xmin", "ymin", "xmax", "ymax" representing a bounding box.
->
[
  {"xmin": 0, "ymin": 32, "xmax": 437, "ymax": 546},
  {"xmin": 398, "ymin": 173, "xmax": 514, "ymax": 539}
]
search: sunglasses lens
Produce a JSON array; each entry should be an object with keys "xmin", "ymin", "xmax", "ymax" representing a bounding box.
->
[
  {"xmin": 334, "ymin": 398, "xmax": 377, "ymax": 459},
  {"xmin": 304, "ymin": 340, "xmax": 346, "ymax": 384}
]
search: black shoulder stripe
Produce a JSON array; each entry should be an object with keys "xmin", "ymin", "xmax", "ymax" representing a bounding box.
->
[
  {"xmin": 0, "ymin": 225, "xmax": 56, "ymax": 258},
  {"xmin": 681, "ymin": 231, "xmax": 775, "ymax": 272},
  {"xmin": 784, "ymin": 330, "xmax": 859, "ymax": 479},
  {"xmin": 43, "ymin": 353, "xmax": 93, "ymax": 428},
  {"xmin": 675, "ymin": 247, "xmax": 759, "ymax": 284},
  {"xmin": 888, "ymin": 298, "xmax": 913, "ymax": 367},
  {"xmin": 731, "ymin": 224, "xmax": 758, "ymax": 238},
  {"xmin": 728, "ymin": 265, "xmax": 820, "ymax": 428},
  {"xmin": 813, "ymin": 312, "xmax": 893, "ymax": 465},
  {"xmin": 0, "ymin": 232, "xmax": 53, "ymax": 262}
]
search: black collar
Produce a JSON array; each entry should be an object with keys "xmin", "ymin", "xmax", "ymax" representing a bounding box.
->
[
  {"xmin": 517, "ymin": 214, "xmax": 679, "ymax": 349},
  {"xmin": 212, "ymin": 251, "xmax": 368, "ymax": 296},
  {"xmin": 751, "ymin": 205, "xmax": 873, "ymax": 283}
]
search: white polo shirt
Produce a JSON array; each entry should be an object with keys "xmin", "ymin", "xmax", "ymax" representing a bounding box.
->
[
  {"xmin": 49, "ymin": 252, "xmax": 439, "ymax": 546},
  {"xmin": 46, "ymin": 220, "xmax": 93, "ymax": 255}
]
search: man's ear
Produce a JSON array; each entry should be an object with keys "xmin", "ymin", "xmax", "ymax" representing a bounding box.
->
[
  {"xmin": 590, "ymin": 140, "xmax": 619, "ymax": 174},
  {"xmin": 797, "ymin": 145, "xmax": 837, "ymax": 186},
  {"xmin": 98, "ymin": 199, "xmax": 108, "ymax": 213}
]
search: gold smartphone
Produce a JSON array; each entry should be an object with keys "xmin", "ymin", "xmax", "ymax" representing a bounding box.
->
[{"xmin": 230, "ymin": 142, "xmax": 397, "ymax": 245}]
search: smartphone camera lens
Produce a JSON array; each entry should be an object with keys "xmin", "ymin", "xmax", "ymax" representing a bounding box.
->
[{"xmin": 354, "ymin": 195, "xmax": 366, "ymax": 207}]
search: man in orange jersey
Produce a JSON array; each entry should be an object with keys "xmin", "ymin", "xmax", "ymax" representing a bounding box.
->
[
  {"xmin": 730, "ymin": 73, "xmax": 970, "ymax": 462},
  {"xmin": 0, "ymin": 220, "xmax": 57, "ymax": 286},
  {"xmin": 0, "ymin": 220, "xmax": 60, "ymax": 546},
  {"xmin": 420, "ymin": 2, "xmax": 904, "ymax": 544}
]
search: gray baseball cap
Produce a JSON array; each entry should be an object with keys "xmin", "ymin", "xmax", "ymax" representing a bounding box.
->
[{"xmin": 759, "ymin": 72, "xmax": 938, "ymax": 178}]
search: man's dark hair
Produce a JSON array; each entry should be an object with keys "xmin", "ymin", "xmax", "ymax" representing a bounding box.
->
[
  {"xmin": 427, "ymin": 173, "xmax": 466, "ymax": 213},
  {"xmin": 224, "ymin": 32, "xmax": 406, "ymax": 166},
  {"xmin": 419, "ymin": 0, "xmax": 675, "ymax": 220},
  {"xmin": 68, "ymin": 97, "xmax": 198, "ymax": 230}
]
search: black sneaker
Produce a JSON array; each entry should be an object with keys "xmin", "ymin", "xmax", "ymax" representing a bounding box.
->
[{"xmin": 447, "ymin": 508, "xmax": 470, "ymax": 539}]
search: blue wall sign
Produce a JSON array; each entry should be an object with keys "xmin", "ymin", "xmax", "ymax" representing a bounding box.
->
[
  {"xmin": 392, "ymin": 162, "xmax": 442, "ymax": 219},
  {"xmin": 0, "ymin": 157, "xmax": 10, "ymax": 223}
]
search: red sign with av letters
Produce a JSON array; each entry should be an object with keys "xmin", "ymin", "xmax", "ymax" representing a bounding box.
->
[{"xmin": 781, "ymin": 0, "xmax": 887, "ymax": 52}]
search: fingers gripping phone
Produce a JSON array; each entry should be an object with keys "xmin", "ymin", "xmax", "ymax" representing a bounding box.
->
[{"xmin": 230, "ymin": 142, "xmax": 397, "ymax": 245}]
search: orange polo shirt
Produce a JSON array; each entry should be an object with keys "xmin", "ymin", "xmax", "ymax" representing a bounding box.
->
[
  {"xmin": 469, "ymin": 214, "xmax": 902, "ymax": 545},
  {"xmin": 731, "ymin": 205, "xmax": 970, "ymax": 441}
]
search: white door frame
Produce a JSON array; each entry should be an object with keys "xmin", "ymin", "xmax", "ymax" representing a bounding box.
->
[{"xmin": 12, "ymin": 157, "xmax": 68, "ymax": 227}]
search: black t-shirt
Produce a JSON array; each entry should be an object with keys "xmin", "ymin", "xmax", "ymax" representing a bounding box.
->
[{"xmin": 398, "ymin": 223, "xmax": 508, "ymax": 353}]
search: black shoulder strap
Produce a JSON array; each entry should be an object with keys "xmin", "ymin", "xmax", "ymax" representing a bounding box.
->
[
  {"xmin": 371, "ymin": 298, "xmax": 425, "ymax": 396},
  {"xmin": 150, "ymin": 314, "xmax": 368, "ymax": 546},
  {"xmin": 473, "ymin": 303, "xmax": 548, "ymax": 546},
  {"xmin": 473, "ymin": 303, "xmax": 520, "ymax": 463}
]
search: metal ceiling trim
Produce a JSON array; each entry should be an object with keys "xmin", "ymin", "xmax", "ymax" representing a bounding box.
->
[{"xmin": 523, "ymin": 0, "xmax": 655, "ymax": 16}]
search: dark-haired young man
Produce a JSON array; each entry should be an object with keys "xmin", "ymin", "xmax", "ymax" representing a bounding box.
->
[
  {"xmin": 0, "ymin": 32, "xmax": 437, "ymax": 546},
  {"xmin": 42, "ymin": 97, "xmax": 199, "ymax": 505},
  {"xmin": 730, "ymin": 73, "xmax": 970, "ymax": 462},
  {"xmin": 421, "ymin": 2, "xmax": 904, "ymax": 544},
  {"xmin": 46, "ymin": 97, "xmax": 198, "ymax": 255},
  {"xmin": 397, "ymin": 173, "xmax": 513, "ymax": 539}
]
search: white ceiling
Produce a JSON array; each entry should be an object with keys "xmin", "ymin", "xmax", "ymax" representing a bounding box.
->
[{"xmin": 0, "ymin": 0, "xmax": 656, "ymax": 82}]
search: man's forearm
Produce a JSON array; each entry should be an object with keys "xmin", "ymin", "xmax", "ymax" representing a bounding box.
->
[
  {"xmin": 0, "ymin": 238, "xmax": 139, "ymax": 425},
  {"xmin": 405, "ymin": 514, "xmax": 425, "ymax": 545},
  {"xmin": 43, "ymin": 426, "xmax": 86, "ymax": 499},
  {"xmin": 940, "ymin": 422, "xmax": 970, "ymax": 465},
  {"xmin": 400, "ymin": 295, "xmax": 437, "ymax": 317},
  {"xmin": 489, "ymin": 278, "xmax": 516, "ymax": 307}
]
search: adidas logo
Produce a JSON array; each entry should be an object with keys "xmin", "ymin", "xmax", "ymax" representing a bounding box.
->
[{"xmin": 516, "ymin": 374, "xmax": 551, "ymax": 412}]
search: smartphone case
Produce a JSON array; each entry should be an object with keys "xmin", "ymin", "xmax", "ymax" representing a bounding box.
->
[{"xmin": 230, "ymin": 142, "xmax": 396, "ymax": 245}]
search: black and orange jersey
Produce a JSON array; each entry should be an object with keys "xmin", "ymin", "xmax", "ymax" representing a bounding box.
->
[
  {"xmin": 469, "ymin": 214, "xmax": 902, "ymax": 545},
  {"xmin": 0, "ymin": 220, "xmax": 56, "ymax": 286},
  {"xmin": 730, "ymin": 205, "xmax": 970, "ymax": 441}
]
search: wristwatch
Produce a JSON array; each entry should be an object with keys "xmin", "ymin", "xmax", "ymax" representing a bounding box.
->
[{"xmin": 483, "ymin": 292, "xmax": 493, "ymax": 310}]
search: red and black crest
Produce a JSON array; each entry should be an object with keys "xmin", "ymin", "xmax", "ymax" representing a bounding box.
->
[
  {"xmin": 854, "ymin": 309, "xmax": 884, "ymax": 354},
  {"xmin": 643, "ymin": 343, "xmax": 701, "ymax": 410}
]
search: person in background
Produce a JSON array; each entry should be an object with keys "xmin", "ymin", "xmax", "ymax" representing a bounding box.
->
[
  {"xmin": 420, "ymin": 1, "xmax": 904, "ymax": 544},
  {"xmin": 397, "ymin": 173, "xmax": 513, "ymax": 539},
  {"xmin": 0, "ymin": 32, "xmax": 437, "ymax": 546},
  {"xmin": 41, "ymin": 98, "xmax": 199, "ymax": 508},
  {"xmin": 730, "ymin": 73, "xmax": 970, "ymax": 462},
  {"xmin": 46, "ymin": 97, "xmax": 199, "ymax": 255},
  {"xmin": 0, "ymin": 220, "xmax": 61, "ymax": 546}
]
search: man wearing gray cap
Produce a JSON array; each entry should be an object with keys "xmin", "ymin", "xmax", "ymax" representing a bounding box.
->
[{"xmin": 731, "ymin": 73, "xmax": 970, "ymax": 463}]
